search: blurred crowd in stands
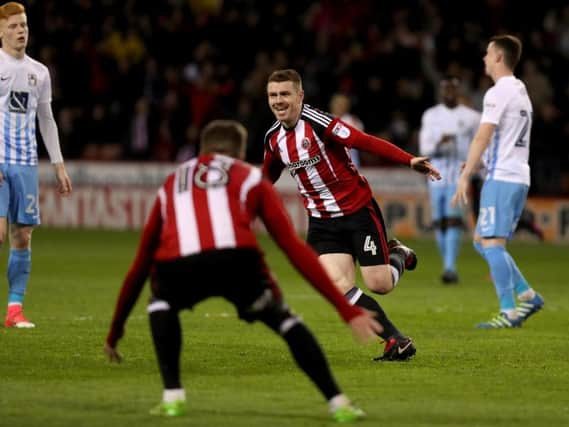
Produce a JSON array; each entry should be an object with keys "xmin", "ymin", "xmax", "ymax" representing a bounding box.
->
[{"xmin": 26, "ymin": 0, "xmax": 569, "ymax": 194}]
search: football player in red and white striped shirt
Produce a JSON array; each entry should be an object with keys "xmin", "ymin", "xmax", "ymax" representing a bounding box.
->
[
  {"xmin": 105, "ymin": 120, "xmax": 381, "ymax": 421},
  {"xmin": 263, "ymin": 69, "xmax": 441, "ymax": 361}
]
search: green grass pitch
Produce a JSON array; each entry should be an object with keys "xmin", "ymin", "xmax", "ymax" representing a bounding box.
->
[{"xmin": 1, "ymin": 228, "xmax": 568, "ymax": 427}]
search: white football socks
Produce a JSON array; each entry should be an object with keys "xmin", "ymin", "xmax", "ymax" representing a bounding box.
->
[
  {"xmin": 329, "ymin": 394, "xmax": 351, "ymax": 412},
  {"xmin": 163, "ymin": 388, "xmax": 186, "ymax": 403}
]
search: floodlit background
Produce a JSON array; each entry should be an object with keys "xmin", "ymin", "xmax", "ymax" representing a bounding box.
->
[{"xmin": 28, "ymin": 1, "xmax": 568, "ymax": 194}]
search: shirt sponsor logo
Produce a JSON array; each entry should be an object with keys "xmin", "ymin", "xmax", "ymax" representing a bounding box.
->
[
  {"xmin": 288, "ymin": 155, "xmax": 321, "ymax": 175},
  {"xmin": 9, "ymin": 91, "xmax": 29, "ymax": 113},
  {"xmin": 332, "ymin": 122, "xmax": 351, "ymax": 139}
]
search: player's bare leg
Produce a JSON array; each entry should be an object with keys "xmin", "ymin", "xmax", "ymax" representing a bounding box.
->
[
  {"xmin": 319, "ymin": 253, "xmax": 355, "ymax": 294},
  {"xmin": 319, "ymin": 253, "xmax": 415, "ymax": 361}
]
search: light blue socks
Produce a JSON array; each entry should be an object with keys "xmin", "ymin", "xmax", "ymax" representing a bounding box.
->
[
  {"xmin": 444, "ymin": 227, "xmax": 461, "ymax": 272},
  {"xmin": 505, "ymin": 251, "xmax": 531, "ymax": 295},
  {"xmin": 475, "ymin": 241, "xmax": 531, "ymax": 300},
  {"xmin": 7, "ymin": 249, "xmax": 31, "ymax": 304},
  {"xmin": 482, "ymin": 245, "xmax": 516, "ymax": 311},
  {"xmin": 435, "ymin": 229, "xmax": 445, "ymax": 263}
]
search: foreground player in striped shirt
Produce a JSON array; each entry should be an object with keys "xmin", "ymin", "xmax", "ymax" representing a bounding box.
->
[
  {"xmin": 0, "ymin": 2, "xmax": 72, "ymax": 328},
  {"xmin": 264, "ymin": 69, "xmax": 441, "ymax": 361},
  {"xmin": 105, "ymin": 120, "xmax": 382, "ymax": 422}
]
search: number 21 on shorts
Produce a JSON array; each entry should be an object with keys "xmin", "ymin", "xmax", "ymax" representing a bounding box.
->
[{"xmin": 479, "ymin": 206, "xmax": 495, "ymax": 226}]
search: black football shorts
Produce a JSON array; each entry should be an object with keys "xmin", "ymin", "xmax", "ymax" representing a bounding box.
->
[
  {"xmin": 306, "ymin": 198, "xmax": 389, "ymax": 266},
  {"xmin": 151, "ymin": 248, "xmax": 281, "ymax": 316}
]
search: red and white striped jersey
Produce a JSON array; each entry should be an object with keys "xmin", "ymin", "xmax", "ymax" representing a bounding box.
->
[
  {"xmin": 155, "ymin": 153, "xmax": 262, "ymax": 259},
  {"xmin": 105, "ymin": 153, "xmax": 364, "ymax": 345},
  {"xmin": 263, "ymin": 104, "xmax": 413, "ymax": 218}
]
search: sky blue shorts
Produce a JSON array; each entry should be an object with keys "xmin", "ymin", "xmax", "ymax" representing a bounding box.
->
[
  {"xmin": 0, "ymin": 163, "xmax": 40, "ymax": 225},
  {"xmin": 475, "ymin": 179, "xmax": 528, "ymax": 239},
  {"xmin": 428, "ymin": 182, "xmax": 463, "ymax": 221}
]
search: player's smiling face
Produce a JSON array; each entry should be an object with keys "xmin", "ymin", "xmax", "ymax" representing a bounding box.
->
[
  {"xmin": 267, "ymin": 81, "xmax": 304, "ymax": 128},
  {"xmin": 0, "ymin": 13, "xmax": 29, "ymax": 55}
]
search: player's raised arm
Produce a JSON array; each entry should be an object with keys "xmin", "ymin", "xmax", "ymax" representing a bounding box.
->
[
  {"xmin": 325, "ymin": 119, "xmax": 441, "ymax": 181},
  {"xmin": 324, "ymin": 119, "xmax": 413, "ymax": 165}
]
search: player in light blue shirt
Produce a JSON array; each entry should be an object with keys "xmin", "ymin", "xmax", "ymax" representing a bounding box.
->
[
  {"xmin": 419, "ymin": 76, "xmax": 480, "ymax": 284},
  {"xmin": 0, "ymin": 2, "xmax": 72, "ymax": 328},
  {"xmin": 453, "ymin": 34, "xmax": 544, "ymax": 328}
]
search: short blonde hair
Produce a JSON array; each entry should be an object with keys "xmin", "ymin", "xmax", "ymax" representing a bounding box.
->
[
  {"xmin": 0, "ymin": 2, "xmax": 25, "ymax": 20},
  {"xmin": 200, "ymin": 120, "xmax": 248, "ymax": 158}
]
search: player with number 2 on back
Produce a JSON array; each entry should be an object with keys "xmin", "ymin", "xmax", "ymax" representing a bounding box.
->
[
  {"xmin": 263, "ymin": 69, "xmax": 441, "ymax": 361},
  {"xmin": 452, "ymin": 35, "xmax": 544, "ymax": 328},
  {"xmin": 0, "ymin": 2, "xmax": 72, "ymax": 328}
]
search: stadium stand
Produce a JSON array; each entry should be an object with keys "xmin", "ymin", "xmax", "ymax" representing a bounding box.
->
[{"xmin": 27, "ymin": 0, "xmax": 569, "ymax": 195}]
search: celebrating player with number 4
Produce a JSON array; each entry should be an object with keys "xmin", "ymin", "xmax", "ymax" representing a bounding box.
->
[{"xmin": 263, "ymin": 69, "xmax": 440, "ymax": 361}]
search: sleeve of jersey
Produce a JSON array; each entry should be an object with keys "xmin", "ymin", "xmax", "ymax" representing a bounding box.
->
[
  {"xmin": 262, "ymin": 147, "xmax": 285, "ymax": 183},
  {"xmin": 106, "ymin": 197, "xmax": 163, "ymax": 346},
  {"xmin": 418, "ymin": 112, "xmax": 438, "ymax": 157},
  {"xmin": 36, "ymin": 102, "xmax": 64, "ymax": 164},
  {"xmin": 480, "ymin": 89, "xmax": 506, "ymax": 125},
  {"xmin": 255, "ymin": 180, "xmax": 362, "ymax": 323},
  {"xmin": 325, "ymin": 118, "xmax": 413, "ymax": 166}
]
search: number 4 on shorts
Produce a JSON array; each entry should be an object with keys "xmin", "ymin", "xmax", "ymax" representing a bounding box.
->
[{"xmin": 364, "ymin": 235, "xmax": 377, "ymax": 255}]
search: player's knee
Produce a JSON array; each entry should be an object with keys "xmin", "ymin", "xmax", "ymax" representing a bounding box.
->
[
  {"xmin": 432, "ymin": 219, "xmax": 445, "ymax": 231},
  {"xmin": 446, "ymin": 217, "xmax": 464, "ymax": 228},
  {"xmin": 275, "ymin": 311, "xmax": 302, "ymax": 336},
  {"xmin": 365, "ymin": 270, "xmax": 393, "ymax": 295},
  {"xmin": 10, "ymin": 226, "xmax": 33, "ymax": 249},
  {"xmin": 321, "ymin": 267, "xmax": 352, "ymax": 293},
  {"xmin": 472, "ymin": 239, "xmax": 484, "ymax": 257},
  {"xmin": 242, "ymin": 289, "xmax": 301, "ymax": 333},
  {"xmin": 147, "ymin": 299, "xmax": 171, "ymax": 313}
]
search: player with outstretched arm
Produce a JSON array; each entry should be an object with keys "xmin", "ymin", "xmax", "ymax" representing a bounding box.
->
[{"xmin": 105, "ymin": 120, "xmax": 382, "ymax": 422}]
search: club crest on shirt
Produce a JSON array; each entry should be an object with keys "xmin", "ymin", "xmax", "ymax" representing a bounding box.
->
[
  {"xmin": 332, "ymin": 122, "xmax": 351, "ymax": 139},
  {"xmin": 301, "ymin": 137, "xmax": 311, "ymax": 149},
  {"xmin": 28, "ymin": 73, "xmax": 37, "ymax": 87}
]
